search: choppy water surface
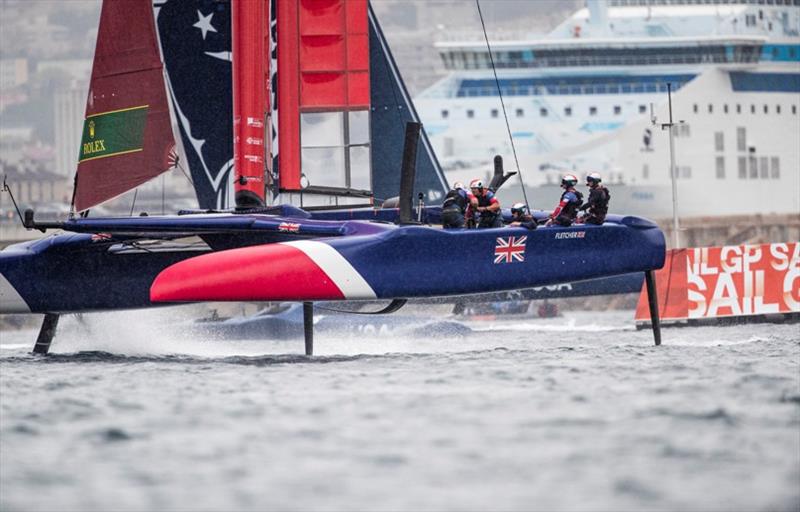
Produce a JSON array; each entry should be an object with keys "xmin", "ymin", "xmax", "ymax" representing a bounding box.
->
[{"xmin": 1, "ymin": 309, "xmax": 798, "ymax": 512}]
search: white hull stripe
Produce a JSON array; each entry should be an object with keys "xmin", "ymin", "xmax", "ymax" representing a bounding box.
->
[
  {"xmin": 0, "ymin": 273, "xmax": 30, "ymax": 313},
  {"xmin": 281, "ymin": 240, "xmax": 377, "ymax": 300}
]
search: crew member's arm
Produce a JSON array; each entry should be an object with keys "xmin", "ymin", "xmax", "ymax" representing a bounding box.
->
[
  {"xmin": 550, "ymin": 200, "xmax": 567, "ymax": 219},
  {"xmin": 551, "ymin": 192, "xmax": 575, "ymax": 219},
  {"xmin": 477, "ymin": 193, "xmax": 500, "ymax": 214}
]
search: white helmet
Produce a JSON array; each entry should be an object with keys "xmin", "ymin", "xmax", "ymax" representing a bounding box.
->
[
  {"xmin": 469, "ymin": 178, "xmax": 484, "ymax": 190},
  {"xmin": 586, "ymin": 172, "xmax": 602, "ymax": 184},
  {"xmin": 561, "ymin": 174, "xmax": 578, "ymax": 188},
  {"xmin": 453, "ymin": 181, "xmax": 464, "ymax": 190},
  {"xmin": 511, "ymin": 202, "xmax": 527, "ymax": 215}
]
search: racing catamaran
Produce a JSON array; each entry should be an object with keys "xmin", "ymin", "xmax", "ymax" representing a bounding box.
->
[{"xmin": 0, "ymin": 0, "xmax": 666, "ymax": 355}]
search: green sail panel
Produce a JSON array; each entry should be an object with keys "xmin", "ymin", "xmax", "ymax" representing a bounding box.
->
[{"xmin": 78, "ymin": 106, "xmax": 149, "ymax": 163}]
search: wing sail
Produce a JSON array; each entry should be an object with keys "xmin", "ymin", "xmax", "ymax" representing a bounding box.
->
[{"xmin": 73, "ymin": 0, "xmax": 176, "ymax": 212}]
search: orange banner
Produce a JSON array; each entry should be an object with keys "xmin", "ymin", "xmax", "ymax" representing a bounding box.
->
[{"xmin": 636, "ymin": 243, "xmax": 800, "ymax": 322}]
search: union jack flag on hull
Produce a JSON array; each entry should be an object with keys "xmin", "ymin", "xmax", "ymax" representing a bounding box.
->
[{"xmin": 494, "ymin": 236, "xmax": 527, "ymax": 264}]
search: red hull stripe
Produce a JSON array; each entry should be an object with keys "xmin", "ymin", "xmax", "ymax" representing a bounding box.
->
[
  {"xmin": 151, "ymin": 243, "xmax": 345, "ymax": 302},
  {"xmin": 284, "ymin": 240, "xmax": 376, "ymax": 299},
  {"xmin": 150, "ymin": 241, "xmax": 375, "ymax": 302}
]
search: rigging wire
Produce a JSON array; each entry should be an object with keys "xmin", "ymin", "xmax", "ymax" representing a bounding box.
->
[
  {"xmin": 129, "ymin": 188, "xmax": 138, "ymax": 217},
  {"xmin": 175, "ymin": 157, "xmax": 194, "ymax": 188},
  {"xmin": 475, "ymin": 0, "xmax": 531, "ymax": 212}
]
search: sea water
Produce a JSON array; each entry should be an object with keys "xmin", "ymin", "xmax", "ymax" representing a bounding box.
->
[{"xmin": 1, "ymin": 309, "xmax": 798, "ymax": 512}]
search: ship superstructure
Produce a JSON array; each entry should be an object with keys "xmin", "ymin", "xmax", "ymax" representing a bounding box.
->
[{"xmin": 415, "ymin": 0, "xmax": 800, "ymax": 217}]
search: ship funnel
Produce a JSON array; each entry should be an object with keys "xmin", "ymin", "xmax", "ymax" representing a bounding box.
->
[{"xmin": 586, "ymin": 0, "xmax": 609, "ymax": 35}]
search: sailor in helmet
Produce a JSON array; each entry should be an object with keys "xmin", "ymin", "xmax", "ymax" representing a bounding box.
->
[
  {"xmin": 578, "ymin": 172, "xmax": 610, "ymax": 225},
  {"xmin": 507, "ymin": 202, "xmax": 537, "ymax": 230},
  {"xmin": 545, "ymin": 174, "xmax": 583, "ymax": 227},
  {"xmin": 468, "ymin": 178, "xmax": 502, "ymax": 228},
  {"xmin": 441, "ymin": 181, "xmax": 470, "ymax": 229}
]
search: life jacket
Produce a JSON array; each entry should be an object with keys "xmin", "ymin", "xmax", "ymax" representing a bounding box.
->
[
  {"xmin": 558, "ymin": 188, "xmax": 583, "ymax": 221},
  {"xmin": 588, "ymin": 185, "xmax": 610, "ymax": 217},
  {"xmin": 475, "ymin": 189, "xmax": 496, "ymax": 208},
  {"xmin": 442, "ymin": 189, "xmax": 468, "ymax": 213}
]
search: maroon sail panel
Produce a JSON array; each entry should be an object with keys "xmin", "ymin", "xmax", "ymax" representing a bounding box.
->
[{"xmin": 73, "ymin": 0, "xmax": 175, "ymax": 212}]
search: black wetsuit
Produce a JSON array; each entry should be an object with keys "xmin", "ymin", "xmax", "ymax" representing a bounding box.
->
[
  {"xmin": 579, "ymin": 185, "xmax": 610, "ymax": 225},
  {"xmin": 441, "ymin": 188, "xmax": 469, "ymax": 229},
  {"xmin": 510, "ymin": 213, "xmax": 537, "ymax": 230}
]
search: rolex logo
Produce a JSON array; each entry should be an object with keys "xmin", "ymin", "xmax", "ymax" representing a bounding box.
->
[{"xmin": 89, "ymin": 120, "xmax": 95, "ymax": 139}]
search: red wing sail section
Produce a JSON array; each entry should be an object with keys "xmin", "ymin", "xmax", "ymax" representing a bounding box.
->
[
  {"xmin": 232, "ymin": 0, "xmax": 268, "ymax": 208},
  {"xmin": 74, "ymin": 0, "xmax": 175, "ymax": 212},
  {"xmin": 278, "ymin": 0, "xmax": 370, "ymax": 193}
]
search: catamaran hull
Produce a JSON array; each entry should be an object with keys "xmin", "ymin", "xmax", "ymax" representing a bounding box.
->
[
  {"xmin": 151, "ymin": 216, "xmax": 665, "ymax": 303},
  {"xmin": 0, "ymin": 235, "xmax": 204, "ymax": 314}
]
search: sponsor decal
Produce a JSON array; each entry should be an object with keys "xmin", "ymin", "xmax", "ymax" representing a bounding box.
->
[
  {"xmin": 494, "ymin": 236, "xmax": 527, "ymax": 264},
  {"xmin": 79, "ymin": 105, "xmax": 149, "ymax": 163},
  {"xmin": 554, "ymin": 231, "xmax": 586, "ymax": 239},
  {"xmin": 246, "ymin": 117, "xmax": 264, "ymax": 128},
  {"xmin": 278, "ymin": 222, "xmax": 300, "ymax": 233},
  {"xmin": 687, "ymin": 243, "xmax": 799, "ymax": 318}
]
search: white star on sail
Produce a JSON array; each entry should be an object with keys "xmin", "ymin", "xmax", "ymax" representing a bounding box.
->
[{"xmin": 193, "ymin": 10, "xmax": 217, "ymax": 40}]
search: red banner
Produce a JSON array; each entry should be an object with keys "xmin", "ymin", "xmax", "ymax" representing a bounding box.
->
[{"xmin": 636, "ymin": 243, "xmax": 800, "ymax": 322}]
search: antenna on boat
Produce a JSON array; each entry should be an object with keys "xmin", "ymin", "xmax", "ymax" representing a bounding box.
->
[
  {"xmin": 651, "ymin": 83, "xmax": 682, "ymax": 249},
  {"xmin": 475, "ymin": 0, "xmax": 531, "ymax": 213}
]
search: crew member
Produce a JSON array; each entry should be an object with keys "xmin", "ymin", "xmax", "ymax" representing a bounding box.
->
[
  {"xmin": 578, "ymin": 172, "xmax": 610, "ymax": 225},
  {"xmin": 468, "ymin": 179, "xmax": 502, "ymax": 228},
  {"xmin": 441, "ymin": 182, "xmax": 470, "ymax": 229},
  {"xmin": 508, "ymin": 202, "xmax": 537, "ymax": 230},
  {"xmin": 546, "ymin": 174, "xmax": 583, "ymax": 227}
]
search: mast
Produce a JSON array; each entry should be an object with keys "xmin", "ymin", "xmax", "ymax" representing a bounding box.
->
[{"xmin": 231, "ymin": 0, "xmax": 268, "ymax": 209}]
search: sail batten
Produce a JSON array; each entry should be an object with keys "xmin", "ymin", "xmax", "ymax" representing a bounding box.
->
[{"xmin": 73, "ymin": 0, "xmax": 176, "ymax": 212}]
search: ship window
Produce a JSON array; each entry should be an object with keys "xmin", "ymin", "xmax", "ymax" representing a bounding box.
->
[
  {"xmin": 737, "ymin": 127, "xmax": 746, "ymax": 151},
  {"xmin": 441, "ymin": 110, "xmax": 449, "ymax": 119},
  {"xmin": 715, "ymin": 132, "xmax": 724, "ymax": 151},
  {"xmin": 491, "ymin": 109, "xmax": 499, "ymax": 118},
  {"xmin": 678, "ymin": 124, "xmax": 691, "ymax": 137},
  {"xmin": 693, "ymin": 104, "xmax": 699, "ymax": 114},
  {"xmin": 467, "ymin": 109, "xmax": 474, "ymax": 119},
  {"xmin": 759, "ymin": 157, "xmax": 769, "ymax": 178},
  {"xmin": 515, "ymin": 108, "xmax": 524, "ymax": 117},
  {"xmin": 589, "ymin": 106, "xmax": 597, "ymax": 116},
  {"xmin": 749, "ymin": 156, "xmax": 758, "ymax": 178},
  {"xmin": 750, "ymin": 104, "xmax": 756, "ymax": 114},
  {"xmin": 794, "ymin": 105, "xmax": 798, "ymax": 114},
  {"xmin": 564, "ymin": 107, "xmax": 572, "ymax": 117},
  {"xmin": 638, "ymin": 105, "xmax": 646, "ymax": 114},
  {"xmin": 776, "ymin": 105, "xmax": 781, "ymax": 114},
  {"xmin": 613, "ymin": 105, "xmax": 621, "ymax": 115},
  {"xmin": 736, "ymin": 104, "xmax": 742, "ymax": 114},
  {"xmin": 724, "ymin": 104, "xmax": 729, "ymax": 114},
  {"xmin": 763, "ymin": 105, "xmax": 769, "ymax": 114},
  {"xmin": 708, "ymin": 104, "xmax": 713, "ymax": 113},
  {"xmin": 738, "ymin": 157, "xmax": 747, "ymax": 179},
  {"xmin": 771, "ymin": 157, "xmax": 780, "ymax": 178},
  {"xmin": 716, "ymin": 156, "xmax": 725, "ymax": 179}
]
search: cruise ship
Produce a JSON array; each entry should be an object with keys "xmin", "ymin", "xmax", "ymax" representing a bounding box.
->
[{"xmin": 415, "ymin": 0, "xmax": 800, "ymax": 218}]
